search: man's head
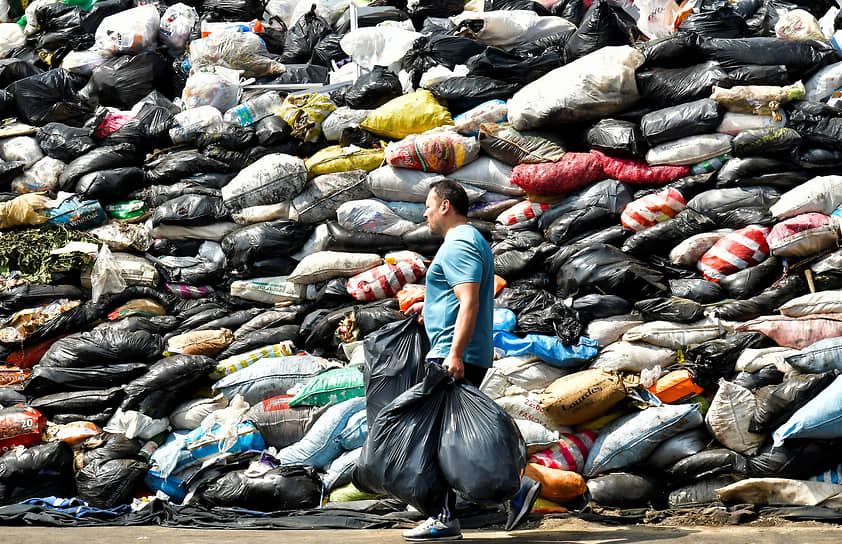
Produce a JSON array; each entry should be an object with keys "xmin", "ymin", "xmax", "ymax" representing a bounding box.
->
[{"xmin": 425, "ymin": 179, "xmax": 469, "ymax": 236}]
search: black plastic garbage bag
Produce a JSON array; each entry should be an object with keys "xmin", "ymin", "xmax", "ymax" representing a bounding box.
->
[
  {"xmin": 634, "ymin": 297, "xmax": 705, "ymax": 323},
  {"xmin": 216, "ymin": 325, "xmax": 300, "ymax": 360},
  {"xmin": 733, "ymin": 365, "xmax": 784, "ymax": 391},
  {"xmin": 202, "ymin": 0, "xmax": 264, "ymax": 19},
  {"xmin": 145, "ymin": 150, "xmax": 229, "ymax": 185},
  {"xmin": 30, "ymin": 387, "xmax": 124, "ymax": 416},
  {"xmin": 668, "ymin": 278, "xmax": 724, "ymax": 304},
  {"xmin": 636, "ymin": 61, "xmax": 731, "ymax": 107},
  {"xmin": 637, "ymin": 32, "xmax": 704, "ymax": 69},
  {"xmin": 199, "ymin": 466, "xmax": 322, "ymax": 510},
  {"xmin": 586, "ymin": 119, "xmax": 647, "ymax": 158},
  {"xmin": 196, "ymin": 123, "xmax": 255, "ymax": 151},
  {"xmin": 545, "ymin": 205, "xmax": 622, "ymax": 246},
  {"xmin": 151, "ymin": 194, "xmax": 229, "ymax": 227},
  {"xmin": 9, "ymin": 69, "xmax": 93, "ymax": 127},
  {"xmin": 345, "ymin": 66, "xmax": 402, "ymax": 109},
  {"xmin": 587, "ymin": 473, "xmax": 656, "ymax": 507},
  {"xmin": 571, "ymin": 294, "xmax": 632, "ymax": 321},
  {"xmin": 438, "ymin": 381, "xmax": 526, "ymax": 503},
  {"xmin": 679, "ymin": 332, "xmax": 770, "ymax": 390},
  {"xmin": 678, "ymin": 5, "xmax": 749, "ymax": 38},
  {"xmin": 193, "ymin": 308, "xmax": 265, "ymax": 335},
  {"xmin": 80, "ymin": 51, "xmax": 169, "ymax": 109},
  {"xmin": 715, "ymin": 157, "xmax": 808, "ymax": 190},
  {"xmin": 732, "ymin": 127, "xmax": 802, "ymax": 157},
  {"xmin": 785, "ymin": 101, "xmax": 842, "ymax": 150},
  {"xmin": 36, "ymin": 123, "xmax": 95, "ymax": 162},
  {"xmin": 551, "ymin": 0, "xmax": 587, "ymax": 25},
  {"xmin": 0, "ymin": 284, "xmax": 82, "ymax": 314},
  {"xmin": 712, "ymin": 274, "xmax": 808, "ymax": 321},
  {"xmin": 493, "ymin": 233, "xmax": 555, "ymax": 280},
  {"xmin": 76, "ymin": 458, "xmax": 148, "ymax": 509},
  {"xmin": 746, "ymin": 440, "xmax": 842, "ymax": 478},
  {"xmin": 466, "ymin": 47, "xmax": 562, "ymax": 84},
  {"xmin": 686, "ymin": 186, "xmax": 780, "ymax": 226},
  {"xmin": 363, "ymin": 316, "xmax": 429, "ymax": 425},
  {"xmin": 718, "ymin": 257, "xmax": 781, "ymax": 300},
  {"xmin": 667, "ymin": 448, "xmax": 747, "ymax": 484},
  {"xmin": 58, "ymin": 143, "xmax": 139, "ymax": 192},
  {"xmin": 0, "ymin": 441, "xmax": 76, "ymax": 505},
  {"xmin": 793, "ymin": 146, "xmax": 842, "ymax": 169},
  {"xmin": 564, "ymin": 0, "xmax": 638, "ymax": 62},
  {"xmin": 221, "ymin": 220, "xmax": 313, "ymax": 273},
  {"xmin": 726, "ymin": 63, "xmax": 789, "ymax": 86},
  {"xmin": 428, "ymin": 76, "xmax": 519, "ymax": 114},
  {"xmin": 699, "ymin": 38, "xmax": 839, "ymax": 77},
  {"xmin": 750, "ymin": 371, "xmax": 837, "ymax": 433},
  {"xmin": 310, "ymin": 33, "xmax": 346, "ymax": 67},
  {"xmin": 0, "ymin": 58, "xmax": 41, "ymax": 88},
  {"xmin": 549, "ymin": 243, "xmax": 668, "ymax": 301},
  {"xmin": 282, "ymin": 6, "xmax": 331, "ymax": 64},
  {"xmin": 353, "ymin": 365, "xmax": 450, "ymax": 516},
  {"xmin": 402, "ymin": 35, "xmax": 488, "ymax": 83},
  {"xmin": 75, "ymin": 166, "xmax": 146, "ymax": 202},
  {"xmin": 640, "ymin": 98, "xmax": 725, "ymax": 146},
  {"xmin": 23, "ymin": 363, "xmax": 148, "ymax": 396},
  {"xmin": 120, "ymin": 355, "xmax": 217, "ymax": 418},
  {"xmin": 82, "ymin": 432, "xmax": 141, "ymax": 465},
  {"xmin": 39, "ymin": 329, "xmax": 165, "ymax": 368},
  {"xmin": 517, "ymin": 300, "xmax": 581, "ymax": 346},
  {"xmin": 622, "ymin": 209, "xmax": 715, "ymax": 257},
  {"xmin": 540, "ymin": 179, "xmax": 632, "ymax": 230}
]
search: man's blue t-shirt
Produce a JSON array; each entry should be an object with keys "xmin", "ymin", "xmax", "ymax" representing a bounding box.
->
[{"xmin": 424, "ymin": 224, "xmax": 494, "ymax": 368}]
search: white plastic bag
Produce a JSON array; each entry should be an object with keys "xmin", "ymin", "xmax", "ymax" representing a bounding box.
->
[
  {"xmin": 94, "ymin": 4, "xmax": 160, "ymax": 55},
  {"xmin": 775, "ymin": 9, "xmax": 823, "ymax": 41},
  {"xmin": 221, "ymin": 153, "xmax": 307, "ymax": 211},
  {"xmin": 190, "ymin": 29, "xmax": 285, "ymax": 78},
  {"xmin": 287, "ymin": 251, "xmax": 382, "ymax": 284},
  {"xmin": 11, "ymin": 157, "xmax": 65, "ymax": 194},
  {"xmin": 322, "ymin": 107, "xmax": 370, "ymax": 141},
  {"xmin": 368, "ymin": 165, "xmax": 485, "ymax": 203},
  {"xmin": 264, "ymin": 0, "xmax": 299, "ymax": 28},
  {"xmin": 585, "ymin": 315, "xmax": 645, "ymax": 347},
  {"xmin": 635, "ymin": 0, "xmax": 680, "ymax": 39},
  {"xmin": 770, "ymin": 175, "xmax": 842, "ymax": 219},
  {"xmin": 336, "ymin": 199, "xmax": 418, "ymax": 236},
  {"xmin": 805, "ymin": 61, "xmax": 842, "ymax": 103},
  {"xmin": 230, "ymin": 275, "xmax": 306, "ymax": 304},
  {"xmin": 200, "ymin": 394, "xmax": 251, "ymax": 452},
  {"xmin": 170, "ymin": 394, "xmax": 229, "ymax": 430},
  {"xmin": 0, "ymin": 23, "xmax": 25, "ymax": 56},
  {"xmin": 91, "ymin": 244, "xmax": 127, "ymax": 302},
  {"xmin": 508, "ymin": 46, "xmax": 645, "ymax": 130},
  {"xmin": 61, "ymin": 49, "xmax": 111, "ymax": 76},
  {"xmin": 169, "ymin": 105, "xmax": 224, "ymax": 144},
  {"xmin": 479, "ymin": 355, "xmax": 568, "ymax": 400},
  {"xmin": 717, "ymin": 111, "xmax": 786, "ymax": 135},
  {"xmin": 1, "ymin": 136, "xmax": 44, "ymax": 168},
  {"xmin": 289, "ymin": 0, "xmax": 350, "ymax": 26},
  {"xmin": 160, "ymin": 3, "xmax": 198, "ymax": 56},
  {"xmin": 448, "ymin": 156, "xmax": 521, "ymax": 196},
  {"xmin": 339, "ymin": 27, "xmax": 422, "ymax": 73},
  {"xmin": 182, "ymin": 66, "xmax": 241, "ymax": 112},
  {"xmin": 706, "ymin": 379, "xmax": 767, "ymax": 456},
  {"xmin": 449, "ymin": 10, "xmax": 575, "ymax": 48}
]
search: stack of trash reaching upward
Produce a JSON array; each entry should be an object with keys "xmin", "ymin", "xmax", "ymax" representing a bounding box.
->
[{"xmin": 3, "ymin": 0, "xmax": 842, "ymax": 528}]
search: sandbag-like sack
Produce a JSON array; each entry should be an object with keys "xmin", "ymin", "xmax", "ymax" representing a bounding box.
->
[
  {"xmin": 697, "ymin": 225, "xmax": 770, "ymax": 282},
  {"xmin": 766, "ymin": 213, "xmax": 838, "ymax": 258},
  {"xmin": 385, "ymin": 129, "xmax": 479, "ymax": 174}
]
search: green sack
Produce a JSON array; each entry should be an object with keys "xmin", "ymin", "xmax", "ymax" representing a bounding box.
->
[
  {"xmin": 328, "ymin": 482, "xmax": 382, "ymax": 503},
  {"xmin": 106, "ymin": 200, "xmax": 148, "ymax": 220},
  {"xmin": 288, "ymin": 367, "xmax": 364, "ymax": 407}
]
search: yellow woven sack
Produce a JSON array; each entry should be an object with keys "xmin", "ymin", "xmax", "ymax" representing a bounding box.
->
[
  {"xmin": 305, "ymin": 145, "xmax": 385, "ymax": 179},
  {"xmin": 277, "ymin": 92, "xmax": 337, "ymax": 142},
  {"xmin": 360, "ymin": 90, "xmax": 453, "ymax": 140}
]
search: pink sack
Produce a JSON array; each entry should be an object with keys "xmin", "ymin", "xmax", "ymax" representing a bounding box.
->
[
  {"xmin": 697, "ymin": 225, "xmax": 770, "ymax": 282},
  {"xmin": 346, "ymin": 256, "xmax": 427, "ymax": 301},
  {"xmin": 528, "ymin": 431, "xmax": 598, "ymax": 474},
  {"xmin": 621, "ymin": 187, "xmax": 687, "ymax": 232},
  {"xmin": 496, "ymin": 200, "xmax": 550, "ymax": 226},
  {"xmin": 737, "ymin": 314, "xmax": 842, "ymax": 350},
  {"xmin": 511, "ymin": 153, "xmax": 605, "ymax": 196},
  {"xmin": 594, "ymin": 150, "xmax": 692, "ymax": 185},
  {"xmin": 767, "ymin": 212, "xmax": 839, "ymax": 258}
]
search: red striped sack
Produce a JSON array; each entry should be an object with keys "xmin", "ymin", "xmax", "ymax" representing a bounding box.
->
[
  {"xmin": 511, "ymin": 153, "xmax": 605, "ymax": 195},
  {"xmin": 496, "ymin": 200, "xmax": 551, "ymax": 226},
  {"xmin": 697, "ymin": 225, "xmax": 770, "ymax": 281},
  {"xmin": 621, "ymin": 188, "xmax": 687, "ymax": 232},
  {"xmin": 347, "ymin": 257, "xmax": 427, "ymax": 301},
  {"xmin": 527, "ymin": 430, "xmax": 598, "ymax": 473}
]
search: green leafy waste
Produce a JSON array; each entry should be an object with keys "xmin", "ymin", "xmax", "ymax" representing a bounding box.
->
[{"xmin": 0, "ymin": 224, "xmax": 98, "ymax": 284}]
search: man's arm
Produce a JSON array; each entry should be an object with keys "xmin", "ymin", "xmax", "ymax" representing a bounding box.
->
[{"xmin": 444, "ymin": 282, "xmax": 480, "ymax": 381}]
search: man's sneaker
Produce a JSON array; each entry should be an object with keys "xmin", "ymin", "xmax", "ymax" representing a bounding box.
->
[
  {"xmin": 505, "ymin": 476, "xmax": 541, "ymax": 531},
  {"xmin": 402, "ymin": 517, "xmax": 462, "ymax": 541}
]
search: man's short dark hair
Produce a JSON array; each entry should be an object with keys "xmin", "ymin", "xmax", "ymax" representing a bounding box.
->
[{"xmin": 431, "ymin": 179, "xmax": 469, "ymax": 217}]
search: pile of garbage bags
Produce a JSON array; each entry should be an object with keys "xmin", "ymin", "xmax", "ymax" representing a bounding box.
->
[{"xmin": 5, "ymin": 0, "xmax": 842, "ymax": 524}]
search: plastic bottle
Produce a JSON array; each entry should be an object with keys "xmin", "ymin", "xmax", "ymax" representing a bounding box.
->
[{"xmin": 223, "ymin": 92, "xmax": 284, "ymax": 127}]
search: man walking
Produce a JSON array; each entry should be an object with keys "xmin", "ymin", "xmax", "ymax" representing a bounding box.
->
[{"xmin": 403, "ymin": 180, "xmax": 541, "ymax": 542}]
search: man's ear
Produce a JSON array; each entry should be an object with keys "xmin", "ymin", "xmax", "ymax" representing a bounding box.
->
[{"xmin": 441, "ymin": 199, "xmax": 450, "ymax": 215}]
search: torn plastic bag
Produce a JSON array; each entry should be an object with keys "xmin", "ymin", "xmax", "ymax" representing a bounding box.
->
[
  {"xmin": 678, "ymin": 5, "xmax": 749, "ymax": 38},
  {"xmin": 58, "ymin": 143, "xmax": 139, "ymax": 192},
  {"xmin": 281, "ymin": 6, "xmax": 331, "ymax": 64},
  {"xmin": 0, "ymin": 442, "xmax": 76, "ymax": 504},
  {"xmin": 120, "ymin": 355, "xmax": 217, "ymax": 418},
  {"xmin": 749, "ymin": 372, "xmax": 837, "ymax": 433},
  {"xmin": 103, "ymin": 100, "xmax": 177, "ymax": 151},
  {"xmin": 622, "ymin": 209, "xmax": 715, "ymax": 257},
  {"xmin": 76, "ymin": 458, "xmax": 148, "ymax": 509},
  {"xmin": 10, "ymin": 69, "xmax": 93, "ymax": 127},
  {"xmin": 30, "ymin": 387, "xmax": 124, "ymax": 416},
  {"xmin": 715, "ymin": 157, "xmax": 808, "ymax": 190},
  {"xmin": 344, "ymin": 66, "xmax": 402, "ymax": 110},
  {"xmin": 699, "ymin": 38, "xmax": 838, "ymax": 79},
  {"xmin": 74, "ymin": 167, "xmax": 145, "ymax": 202},
  {"xmin": 563, "ymin": 0, "xmax": 639, "ymax": 62},
  {"xmin": 640, "ymin": 99, "xmax": 725, "ymax": 146},
  {"xmin": 36, "ymin": 123, "xmax": 95, "ymax": 162},
  {"xmin": 586, "ymin": 119, "xmax": 646, "ymax": 158},
  {"xmin": 79, "ymin": 51, "xmax": 169, "ymax": 109},
  {"xmin": 199, "ymin": 465, "xmax": 322, "ymax": 511},
  {"xmin": 39, "ymin": 329, "xmax": 164, "ymax": 368},
  {"xmin": 353, "ymin": 366, "xmax": 449, "ymax": 516},
  {"xmin": 363, "ymin": 316, "xmax": 429, "ymax": 425},
  {"xmin": 151, "ymin": 195, "xmax": 229, "ymax": 228},
  {"xmin": 439, "ymin": 380, "xmax": 526, "ymax": 503},
  {"xmin": 679, "ymin": 331, "xmax": 770, "ymax": 390},
  {"xmin": 636, "ymin": 61, "xmax": 731, "ymax": 108},
  {"xmin": 221, "ymin": 220, "xmax": 313, "ymax": 273},
  {"xmin": 634, "ymin": 297, "xmax": 705, "ymax": 323},
  {"xmin": 23, "ymin": 363, "xmax": 147, "ymax": 397}
]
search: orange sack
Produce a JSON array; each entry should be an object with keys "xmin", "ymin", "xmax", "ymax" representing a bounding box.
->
[{"xmin": 524, "ymin": 463, "xmax": 587, "ymax": 504}]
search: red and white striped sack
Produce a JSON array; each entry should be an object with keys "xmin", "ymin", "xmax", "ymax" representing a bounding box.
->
[
  {"xmin": 496, "ymin": 200, "xmax": 551, "ymax": 226},
  {"xmin": 347, "ymin": 257, "xmax": 427, "ymax": 301},
  {"xmin": 697, "ymin": 225, "xmax": 770, "ymax": 281},
  {"xmin": 620, "ymin": 187, "xmax": 687, "ymax": 232},
  {"xmin": 527, "ymin": 430, "xmax": 598, "ymax": 473}
]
